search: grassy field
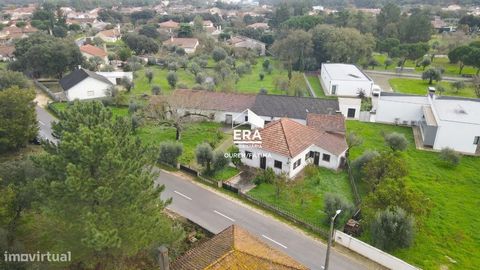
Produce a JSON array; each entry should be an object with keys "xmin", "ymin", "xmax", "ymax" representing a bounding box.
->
[
  {"xmin": 132, "ymin": 67, "xmax": 196, "ymax": 96},
  {"xmin": 306, "ymin": 74, "xmax": 326, "ymax": 97},
  {"xmin": 389, "ymin": 78, "xmax": 478, "ymax": 98},
  {"xmin": 50, "ymin": 102, "xmax": 129, "ymax": 117},
  {"xmin": 371, "ymin": 53, "xmax": 478, "ymax": 76},
  {"xmin": 210, "ymin": 166, "xmax": 239, "ymax": 181},
  {"xmin": 248, "ymin": 167, "xmax": 353, "ymax": 228},
  {"xmin": 347, "ymin": 121, "xmax": 480, "ymax": 270},
  {"xmin": 0, "ymin": 61, "xmax": 7, "ymax": 70},
  {"xmin": 136, "ymin": 121, "xmax": 224, "ymax": 165}
]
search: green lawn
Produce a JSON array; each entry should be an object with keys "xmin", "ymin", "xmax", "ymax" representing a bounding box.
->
[
  {"xmin": 136, "ymin": 121, "xmax": 224, "ymax": 165},
  {"xmin": 371, "ymin": 53, "xmax": 478, "ymax": 77},
  {"xmin": 0, "ymin": 61, "xmax": 7, "ymax": 70},
  {"xmin": 132, "ymin": 67, "xmax": 196, "ymax": 96},
  {"xmin": 306, "ymin": 74, "xmax": 326, "ymax": 97},
  {"xmin": 210, "ymin": 166, "xmax": 239, "ymax": 181},
  {"xmin": 248, "ymin": 167, "xmax": 353, "ymax": 228},
  {"xmin": 389, "ymin": 78, "xmax": 478, "ymax": 98},
  {"xmin": 347, "ymin": 121, "xmax": 480, "ymax": 270},
  {"xmin": 50, "ymin": 102, "xmax": 129, "ymax": 117}
]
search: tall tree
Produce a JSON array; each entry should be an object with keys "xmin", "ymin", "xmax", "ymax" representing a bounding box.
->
[
  {"xmin": 399, "ymin": 9, "xmax": 432, "ymax": 43},
  {"xmin": 0, "ymin": 87, "xmax": 37, "ymax": 152},
  {"xmin": 33, "ymin": 101, "xmax": 183, "ymax": 269},
  {"xmin": 0, "ymin": 70, "xmax": 30, "ymax": 89},
  {"xmin": 376, "ymin": 2, "xmax": 401, "ymax": 38},
  {"xmin": 272, "ymin": 30, "xmax": 313, "ymax": 77}
]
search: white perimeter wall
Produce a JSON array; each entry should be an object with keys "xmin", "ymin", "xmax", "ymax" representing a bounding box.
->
[
  {"xmin": 66, "ymin": 77, "xmax": 111, "ymax": 101},
  {"xmin": 334, "ymin": 230, "xmax": 420, "ymax": 270}
]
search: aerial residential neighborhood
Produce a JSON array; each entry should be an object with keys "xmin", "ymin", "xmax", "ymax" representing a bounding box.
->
[{"xmin": 1, "ymin": 0, "xmax": 480, "ymax": 270}]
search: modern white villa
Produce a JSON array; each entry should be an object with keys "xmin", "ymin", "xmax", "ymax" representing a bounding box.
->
[
  {"xmin": 320, "ymin": 63, "xmax": 375, "ymax": 97},
  {"xmin": 239, "ymin": 115, "xmax": 348, "ymax": 178},
  {"xmin": 376, "ymin": 92, "xmax": 480, "ymax": 155}
]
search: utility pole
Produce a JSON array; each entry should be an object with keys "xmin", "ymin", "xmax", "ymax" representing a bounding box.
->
[{"xmin": 324, "ymin": 209, "xmax": 342, "ymax": 270}]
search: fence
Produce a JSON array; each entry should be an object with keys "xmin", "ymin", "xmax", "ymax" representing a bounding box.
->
[
  {"xmin": 334, "ymin": 230, "xmax": 421, "ymax": 270},
  {"xmin": 344, "ymin": 159, "xmax": 361, "ymax": 207},
  {"xmin": 179, "ymin": 164, "xmax": 198, "ymax": 177},
  {"xmin": 238, "ymin": 192, "xmax": 329, "ymax": 238},
  {"xmin": 34, "ymin": 80, "xmax": 66, "ymax": 102}
]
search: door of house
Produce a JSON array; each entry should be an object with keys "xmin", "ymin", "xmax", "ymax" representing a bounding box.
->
[
  {"xmin": 313, "ymin": 152, "xmax": 320, "ymax": 165},
  {"xmin": 347, "ymin": 108, "xmax": 356, "ymax": 118},
  {"xmin": 260, "ymin": 156, "xmax": 267, "ymax": 170},
  {"xmin": 225, "ymin": 114, "xmax": 232, "ymax": 125}
]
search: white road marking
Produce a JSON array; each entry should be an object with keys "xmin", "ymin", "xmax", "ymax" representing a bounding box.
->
[
  {"xmin": 39, "ymin": 121, "xmax": 45, "ymax": 126},
  {"xmin": 262, "ymin": 234, "xmax": 288, "ymax": 249},
  {"xmin": 173, "ymin": 190, "xmax": 192, "ymax": 201},
  {"xmin": 213, "ymin": 210, "xmax": 235, "ymax": 222}
]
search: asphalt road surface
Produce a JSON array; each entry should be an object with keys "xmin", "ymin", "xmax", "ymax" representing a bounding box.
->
[
  {"xmin": 35, "ymin": 105, "xmax": 57, "ymax": 143},
  {"xmin": 156, "ymin": 170, "xmax": 369, "ymax": 270}
]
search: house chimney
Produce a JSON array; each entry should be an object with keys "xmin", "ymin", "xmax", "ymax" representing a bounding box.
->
[{"xmin": 158, "ymin": 246, "xmax": 169, "ymax": 270}]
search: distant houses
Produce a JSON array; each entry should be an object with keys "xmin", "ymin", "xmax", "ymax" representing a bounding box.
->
[
  {"xmin": 164, "ymin": 37, "xmax": 199, "ymax": 54},
  {"xmin": 228, "ymin": 35, "xmax": 266, "ymax": 56},
  {"xmin": 95, "ymin": 27, "xmax": 121, "ymax": 43}
]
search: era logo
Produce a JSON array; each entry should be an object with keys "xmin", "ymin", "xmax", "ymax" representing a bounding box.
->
[{"xmin": 233, "ymin": 129, "xmax": 261, "ymax": 143}]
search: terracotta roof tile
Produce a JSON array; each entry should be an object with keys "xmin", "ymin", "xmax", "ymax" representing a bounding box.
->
[
  {"xmin": 80, "ymin": 44, "xmax": 107, "ymax": 57},
  {"xmin": 258, "ymin": 118, "xmax": 348, "ymax": 157},
  {"xmin": 306, "ymin": 113, "xmax": 346, "ymax": 134},
  {"xmin": 164, "ymin": 38, "xmax": 199, "ymax": 49},
  {"xmin": 159, "ymin": 19, "xmax": 180, "ymax": 28},
  {"xmin": 172, "ymin": 225, "xmax": 309, "ymax": 270}
]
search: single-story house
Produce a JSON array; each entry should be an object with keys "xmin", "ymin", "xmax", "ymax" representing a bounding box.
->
[
  {"xmin": 320, "ymin": 63, "xmax": 374, "ymax": 97},
  {"xmin": 165, "ymin": 89, "xmax": 342, "ymax": 125},
  {"xmin": 159, "ymin": 20, "xmax": 180, "ymax": 32},
  {"xmin": 170, "ymin": 225, "xmax": 308, "ymax": 270},
  {"xmin": 228, "ymin": 35, "xmax": 266, "ymax": 56},
  {"xmin": 164, "ymin": 37, "xmax": 199, "ymax": 54},
  {"xmin": 79, "ymin": 44, "xmax": 108, "ymax": 62},
  {"xmin": 60, "ymin": 68, "xmax": 113, "ymax": 101},
  {"xmin": 239, "ymin": 116, "xmax": 348, "ymax": 178},
  {"xmin": 95, "ymin": 27, "xmax": 121, "ymax": 42},
  {"xmin": 338, "ymin": 97, "xmax": 361, "ymax": 119},
  {"xmin": 376, "ymin": 91, "xmax": 480, "ymax": 154}
]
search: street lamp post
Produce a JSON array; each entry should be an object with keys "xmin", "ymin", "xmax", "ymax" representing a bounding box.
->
[{"xmin": 324, "ymin": 209, "xmax": 342, "ymax": 270}]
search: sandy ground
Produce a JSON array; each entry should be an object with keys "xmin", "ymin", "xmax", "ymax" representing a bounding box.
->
[{"xmin": 34, "ymin": 89, "xmax": 51, "ymax": 108}]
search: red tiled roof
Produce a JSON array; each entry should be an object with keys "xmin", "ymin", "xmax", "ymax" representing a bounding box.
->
[
  {"xmin": 258, "ymin": 118, "xmax": 348, "ymax": 157},
  {"xmin": 80, "ymin": 44, "xmax": 107, "ymax": 57},
  {"xmin": 306, "ymin": 113, "xmax": 346, "ymax": 134},
  {"xmin": 159, "ymin": 19, "xmax": 180, "ymax": 28},
  {"xmin": 97, "ymin": 28, "xmax": 120, "ymax": 38},
  {"xmin": 171, "ymin": 225, "xmax": 309, "ymax": 270},
  {"xmin": 164, "ymin": 37, "xmax": 199, "ymax": 49},
  {"xmin": 0, "ymin": 46, "xmax": 15, "ymax": 57},
  {"xmin": 167, "ymin": 89, "xmax": 256, "ymax": 112}
]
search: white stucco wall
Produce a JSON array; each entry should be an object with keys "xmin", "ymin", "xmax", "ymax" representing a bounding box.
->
[
  {"xmin": 338, "ymin": 98, "xmax": 361, "ymax": 119},
  {"xmin": 375, "ymin": 96, "xmax": 429, "ymax": 124},
  {"xmin": 433, "ymin": 121, "xmax": 480, "ymax": 154},
  {"xmin": 320, "ymin": 69, "xmax": 373, "ymax": 97},
  {"xmin": 66, "ymin": 77, "xmax": 111, "ymax": 101}
]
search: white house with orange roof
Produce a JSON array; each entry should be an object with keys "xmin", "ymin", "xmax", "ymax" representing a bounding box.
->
[
  {"xmin": 238, "ymin": 116, "xmax": 348, "ymax": 178},
  {"xmin": 80, "ymin": 44, "xmax": 108, "ymax": 62}
]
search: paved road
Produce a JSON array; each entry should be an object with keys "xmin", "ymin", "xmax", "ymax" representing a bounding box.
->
[
  {"xmin": 35, "ymin": 105, "xmax": 57, "ymax": 143},
  {"xmin": 156, "ymin": 170, "xmax": 369, "ymax": 270}
]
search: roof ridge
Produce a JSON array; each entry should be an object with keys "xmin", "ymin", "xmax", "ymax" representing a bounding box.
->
[
  {"xmin": 280, "ymin": 118, "xmax": 293, "ymax": 158},
  {"xmin": 234, "ymin": 250, "xmax": 307, "ymax": 270}
]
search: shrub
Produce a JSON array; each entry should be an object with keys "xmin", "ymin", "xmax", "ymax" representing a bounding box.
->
[
  {"xmin": 192, "ymin": 84, "xmax": 204, "ymax": 90},
  {"xmin": 212, "ymin": 47, "xmax": 227, "ymax": 62},
  {"xmin": 212, "ymin": 151, "xmax": 229, "ymax": 171},
  {"xmin": 158, "ymin": 141, "xmax": 183, "ymax": 166},
  {"xmin": 151, "ymin": 85, "xmax": 161, "ymax": 95},
  {"xmin": 227, "ymin": 146, "xmax": 242, "ymax": 166},
  {"xmin": 254, "ymin": 167, "xmax": 275, "ymax": 185},
  {"xmin": 195, "ymin": 73, "xmax": 205, "ymax": 84},
  {"xmin": 323, "ymin": 193, "xmax": 354, "ymax": 227},
  {"xmin": 177, "ymin": 83, "xmax": 188, "ymax": 89},
  {"xmin": 259, "ymin": 72, "xmax": 265, "ymax": 81},
  {"xmin": 196, "ymin": 143, "xmax": 213, "ymax": 172},
  {"xmin": 259, "ymin": 88, "xmax": 268, "ymax": 94},
  {"xmin": 439, "ymin": 147, "xmax": 461, "ymax": 167},
  {"xmin": 145, "ymin": 69, "xmax": 153, "ymax": 83},
  {"xmin": 262, "ymin": 59, "xmax": 270, "ymax": 70},
  {"xmin": 351, "ymin": 151, "xmax": 379, "ymax": 181},
  {"xmin": 128, "ymin": 101, "xmax": 138, "ymax": 114},
  {"xmin": 384, "ymin": 132, "xmax": 408, "ymax": 151},
  {"xmin": 167, "ymin": 72, "xmax": 178, "ymax": 88},
  {"xmin": 371, "ymin": 207, "xmax": 415, "ymax": 251}
]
